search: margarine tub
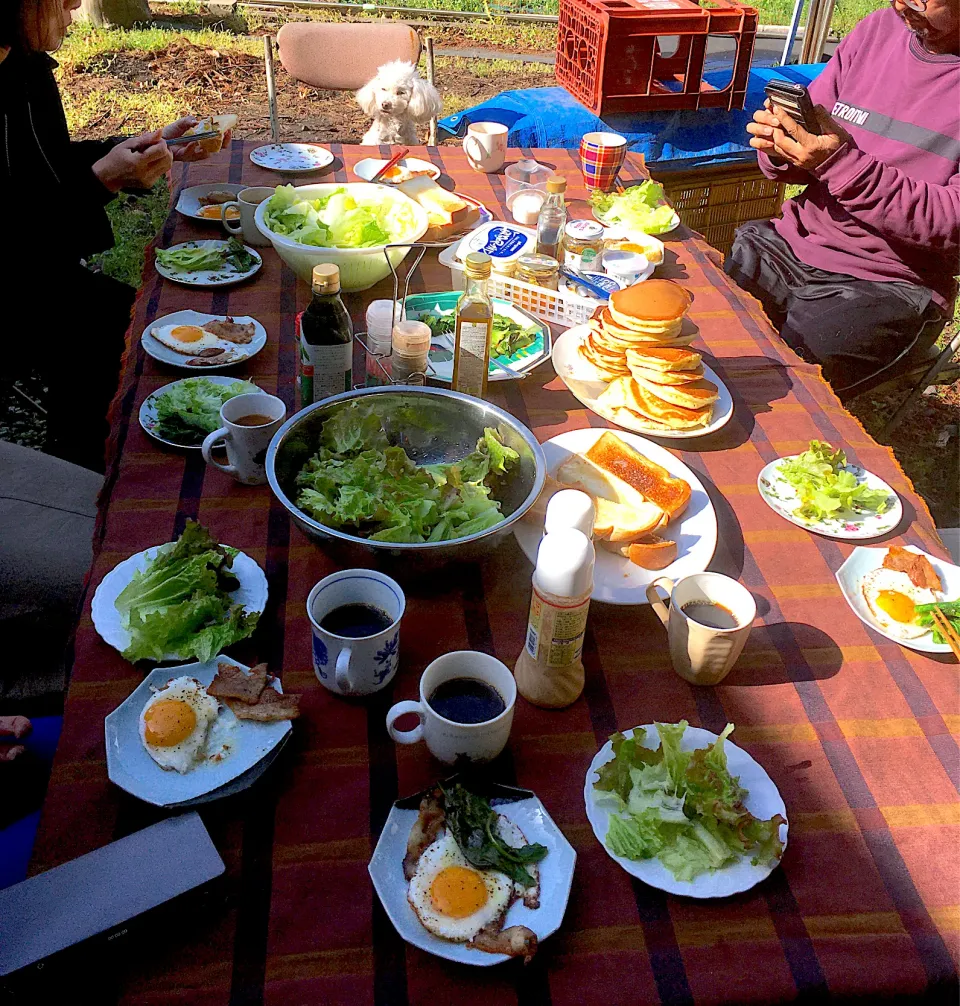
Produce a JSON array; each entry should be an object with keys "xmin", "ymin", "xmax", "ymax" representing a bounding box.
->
[{"xmin": 455, "ymin": 222, "xmax": 536, "ymax": 275}]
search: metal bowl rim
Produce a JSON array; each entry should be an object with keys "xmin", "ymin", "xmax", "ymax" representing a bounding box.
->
[{"xmin": 265, "ymin": 386, "xmax": 545, "ymax": 551}]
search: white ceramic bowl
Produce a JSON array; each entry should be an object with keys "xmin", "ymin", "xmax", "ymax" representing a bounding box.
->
[{"xmin": 254, "ymin": 182, "xmax": 429, "ymax": 291}]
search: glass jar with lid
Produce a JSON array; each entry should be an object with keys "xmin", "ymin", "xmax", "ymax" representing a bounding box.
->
[
  {"xmin": 515, "ymin": 253, "xmax": 560, "ymax": 290},
  {"xmin": 563, "ymin": 219, "xmax": 604, "ymax": 272}
]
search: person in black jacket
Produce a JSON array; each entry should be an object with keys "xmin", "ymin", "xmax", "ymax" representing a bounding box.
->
[{"xmin": 1, "ymin": 0, "xmax": 228, "ymax": 471}]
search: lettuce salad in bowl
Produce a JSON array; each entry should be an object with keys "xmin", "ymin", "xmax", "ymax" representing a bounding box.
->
[{"xmin": 255, "ymin": 183, "xmax": 428, "ymax": 290}]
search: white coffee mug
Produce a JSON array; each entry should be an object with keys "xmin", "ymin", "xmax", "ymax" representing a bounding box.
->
[
  {"xmin": 222, "ymin": 185, "xmax": 273, "ymax": 247},
  {"xmin": 464, "ymin": 122, "xmax": 508, "ymax": 173},
  {"xmin": 200, "ymin": 393, "xmax": 286, "ymax": 486},
  {"xmin": 645, "ymin": 572, "xmax": 757, "ymax": 686},
  {"xmin": 385, "ymin": 650, "xmax": 515, "ymax": 764},
  {"xmin": 306, "ymin": 569, "xmax": 405, "ymax": 696}
]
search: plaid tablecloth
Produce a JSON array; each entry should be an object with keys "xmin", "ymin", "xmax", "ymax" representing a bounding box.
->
[{"xmin": 31, "ymin": 144, "xmax": 958, "ymax": 1005}]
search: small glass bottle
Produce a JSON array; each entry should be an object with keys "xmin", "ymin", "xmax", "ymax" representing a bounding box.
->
[
  {"xmin": 535, "ymin": 176, "xmax": 567, "ymax": 262},
  {"xmin": 514, "ymin": 527, "xmax": 595, "ymax": 709},
  {"xmin": 452, "ymin": 252, "xmax": 494, "ymax": 399},
  {"xmin": 299, "ymin": 263, "xmax": 353, "ymax": 406},
  {"xmin": 391, "ymin": 320, "xmax": 432, "ymax": 385}
]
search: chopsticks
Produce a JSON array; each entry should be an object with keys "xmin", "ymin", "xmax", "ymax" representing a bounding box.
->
[
  {"xmin": 930, "ymin": 604, "xmax": 960, "ymax": 658},
  {"xmin": 165, "ymin": 131, "xmax": 221, "ymax": 147},
  {"xmin": 372, "ymin": 147, "xmax": 410, "ymax": 182}
]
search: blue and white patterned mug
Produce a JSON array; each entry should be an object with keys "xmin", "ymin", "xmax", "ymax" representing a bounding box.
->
[{"xmin": 306, "ymin": 570, "xmax": 405, "ymax": 696}]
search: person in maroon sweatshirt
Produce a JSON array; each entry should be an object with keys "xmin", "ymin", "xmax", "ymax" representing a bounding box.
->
[{"xmin": 725, "ymin": 0, "xmax": 959, "ymax": 396}]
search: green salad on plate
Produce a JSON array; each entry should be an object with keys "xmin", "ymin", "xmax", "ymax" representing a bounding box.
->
[
  {"xmin": 151, "ymin": 378, "xmax": 258, "ymax": 446},
  {"xmin": 590, "ymin": 180, "xmax": 678, "ymax": 234}
]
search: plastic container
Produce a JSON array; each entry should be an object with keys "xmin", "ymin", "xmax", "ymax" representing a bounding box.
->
[
  {"xmin": 390, "ymin": 320, "xmax": 432, "ymax": 385},
  {"xmin": 555, "ymin": 0, "xmax": 758, "ymax": 116},
  {"xmin": 455, "ymin": 222, "xmax": 537, "ymax": 273},
  {"xmin": 545, "ymin": 490, "xmax": 596, "ymax": 538},
  {"xmin": 509, "ymin": 190, "xmax": 547, "ymax": 226},
  {"xmin": 562, "ymin": 270, "xmax": 623, "ymax": 299},
  {"xmin": 603, "ymin": 249, "xmax": 650, "ymax": 285},
  {"xmin": 365, "ymin": 300, "xmax": 401, "ymax": 386},
  {"xmin": 504, "ymin": 159, "xmax": 554, "ymax": 200}
]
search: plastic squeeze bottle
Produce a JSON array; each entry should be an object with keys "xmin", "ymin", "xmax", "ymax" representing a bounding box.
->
[
  {"xmin": 544, "ymin": 489, "xmax": 595, "ymax": 538},
  {"xmin": 514, "ymin": 527, "xmax": 595, "ymax": 709}
]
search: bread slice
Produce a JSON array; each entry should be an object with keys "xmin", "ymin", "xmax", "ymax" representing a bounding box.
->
[
  {"xmin": 593, "ymin": 497, "xmax": 664, "ymax": 542},
  {"xmin": 583, "ymin": 430, "xmax": 691, "ymax": 520},
  {"xmin": 187, "ymin": 114, "xmax": 237, "ymax": 154},
  {"xmin": 556, "ymin": 453, "xmax": 651, "ymax": 513},
  {"xmin": 624, "ymin": 533, "xmax": 678, "ymax": 569},
  {"xmin": 398, "ymin": 176, "xmax": 468, "ymax": 225},
  {"xmin": 634, "ymin": 375, "xmax": 719, "ymax": 409}
]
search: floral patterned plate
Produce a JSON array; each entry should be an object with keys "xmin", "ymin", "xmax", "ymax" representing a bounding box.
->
[
  {"xmin": 757, "ymin": 457, "xmax": 902, "ymax": 540},
  {"xmin": 249, "ymin": 143, "xmax": 334, "ymax": 174},
  {"xmin": 155, "ymin": 240, "xmax": 262, "ymax": 288}
]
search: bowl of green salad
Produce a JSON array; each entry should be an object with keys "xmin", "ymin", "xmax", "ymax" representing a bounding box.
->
[
  {"xmin": 255, "ymin": 183, "xmax": 429, "ymax": 291},
  {"xmin": 266, "ymin": 387, "xmax": 545, "ymax": 569}
]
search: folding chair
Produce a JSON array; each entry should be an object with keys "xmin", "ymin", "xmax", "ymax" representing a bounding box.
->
[
  {"xmin": 879, "ymin": 329, "xmax": 960, "ymax": 438},
  {"xmin": 263, "ymin": 22, "xmax": 438, "ymax": 146}
]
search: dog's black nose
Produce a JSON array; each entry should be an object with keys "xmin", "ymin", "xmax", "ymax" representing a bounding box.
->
[{"xmin": 381, "ymin": 103, "xmax": 393, "ymax": 111}]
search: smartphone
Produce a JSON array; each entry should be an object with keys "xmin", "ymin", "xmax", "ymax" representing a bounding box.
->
[{"xmin": 763, "ymin": 80, "xmax": 822, "ymax": 135}]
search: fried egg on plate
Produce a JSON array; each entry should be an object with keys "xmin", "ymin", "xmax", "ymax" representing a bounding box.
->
[
  {"xmin": 861, "ymin": 567, "xmax": 936, "ymax": 640},
  {"xmin": 139, "ymin": 676, "xmax": 220, "ymax": 773},
  {"xmin": 408, "ymin": 830, "xmax": 515, "ymax": 942},
  {"xmin": 151, "ymin": 324, "xmax": 224, "ymax": 355},
  {"xmin": 196, "ymin": 204, "xmax": 240, "ymax": 220}
]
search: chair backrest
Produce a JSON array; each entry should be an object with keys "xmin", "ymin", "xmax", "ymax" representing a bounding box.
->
[{"xmin": 276, "ymin": 22, "xmax": 421, "ymax": 91}]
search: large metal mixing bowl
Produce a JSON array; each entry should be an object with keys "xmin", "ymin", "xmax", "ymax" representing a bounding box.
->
[{"xmin": 266, "ymin": 387, "xmax": 545, "ymax": 571}]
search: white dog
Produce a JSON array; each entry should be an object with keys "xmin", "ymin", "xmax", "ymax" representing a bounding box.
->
[{"xmin": 357, "ymin": 60, "xmax": 442, "ymax": 145}]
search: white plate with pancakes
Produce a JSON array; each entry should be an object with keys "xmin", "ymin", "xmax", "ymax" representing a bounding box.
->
[
  {"xmin": 141, "ymin": 310, "xmax": 267, "ymax": 370},
  {"xmin": 553, "ymin": 325, "xmax": 733, "ymax": 439},
  {"xmin": 514, "ymin": 429, "xmax": 718, "ymax": 605}
]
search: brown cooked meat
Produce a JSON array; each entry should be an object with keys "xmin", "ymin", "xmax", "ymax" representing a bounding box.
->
[
  {"xmin": 208, "ymin": 661, "xmax": 268, "ymax": 704},
  {"xmin": 202, "ymin": 317, "xmax": 256, "ymax": 344},
  {"xmin": 198, "ymin": 189, "xmax": 237, "ymax": 205},
  {"xmin": 467, "ymin": 924, "xmax": 538, "ymax": 963},
  {"xmin": 227, "ymin": 686, "xmax": 300, "ymax": 722},
  {"xmin": 882, "ymin": 546, "xmax": 943, "ymax": 591},
  {"xmin": 403, "ymin": 791, "xmax": 446, "ymax": 880}
]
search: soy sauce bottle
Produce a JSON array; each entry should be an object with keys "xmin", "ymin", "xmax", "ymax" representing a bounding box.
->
[{"xmin": 299, "ymin": 263, "xmax": 353, "ymax": 406}]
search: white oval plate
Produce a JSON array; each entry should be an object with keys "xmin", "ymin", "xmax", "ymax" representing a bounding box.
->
[
  {"xmin": 552, "ymin": 325, "xmax": 733, "ymax": 440},
  {"xmin": 593, "ymin": 206, "xmax": 681, "ymax": 235},
  {"xmin": 835, "ymin": 545, "xmax": 959, "ymax": 654},
  {"xmin": 758, "ymin": 456, "xmax": 902, "ymax": 540},
  {"xmin": 104, "ymin": 658, "xmax": 292, "ymax": 807},
  {"xmin": 354, "ymin": 156, "xmax": 441, "ymax": 184},
  {"xmin": 369, "ymin": 786, "xmax": 576, "ymax": 965},
  {"xmin": 250, "ymin": 142, "xmax": 334, "ymax": 174},
  {"xmin": 141, "ymin": 310, "xmax": 267, "ymax": 371},
  {"xmin": 513, "ymin": 428, "xmax": 717, "ymax": 605},
  {"xmin": 155, "ymin": 240, "xmax": 262, "ymax": 289},
  {"xmin": 139, "ymin": 375, "xmax": 260, "ymax": 450},
  {"xmin": 91, "ymin": 544, "xmax": 268, "ymax": 663},
  {"xmin": 175, "ymin": 182, "xmax": 246, "ymax": 222},
  {"xmin": 584, "ymin": 724, "xmax": 788, "ymax": 898}
]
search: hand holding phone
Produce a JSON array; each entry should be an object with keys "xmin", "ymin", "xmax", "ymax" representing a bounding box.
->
[{"xmin": 763, "ymin": 80, "xmax": 823, "ymax": 135}]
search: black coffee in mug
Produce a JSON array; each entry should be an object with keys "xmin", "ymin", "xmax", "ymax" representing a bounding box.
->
[
  {"xmin": 320, "ymin": 602, "xmax": 393, "ymax": 638},
  {"xmin": 427, "ymin": 678, "xmax": 506, "ymax": 724},
  {"xmin": 681, "ymin": 600, "xmax": 739, "ymax": 630}
]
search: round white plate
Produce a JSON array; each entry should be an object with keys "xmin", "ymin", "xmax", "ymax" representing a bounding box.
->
[
  {"xmin": 551, "ymin": 325, "xmax": 733, "ymax": 440},
  {"xmin": 250, "ymin": 143, "xmax": 334, "ymax": 174},
  {"xmin": 104, "ymin": 658, "xmax": 292, "ymax": 807},
  {"xmin": 354, "ymin": 156, "xmax": 441, "ymax": 184},
  {"xmin": 513, "ymin": 428, "xmax": 717, "ymax": 605},
  {"xmin": 175, "ymin": 183, "xmax": 246, "ymax": 222},
  {"xmin": 139, "ymin": 375, "xmax": 260, "ymax": 450},
  {"xmin": 155, "ymin": 240, "xmax": 262, "ymax": 288},
  {"xmin": 835, "ymin": 545, "xmax": 959, "ymax": 654},
  {"xmin": 593, "ymin": 206, "xmax": 681, "ymax": 235},
  {"xmin": 758, "ymin": 456, "xmax": 902, "ymax": 540},
  {"xmin": 141, "ymin": 310, "xmax": 267, "ymax": 371},
  {"xmin": 91, "ymin": 544, "xmax": 268, "ymax": 663},
  {"xmin": 368, "ymin": 786, "xmax": 577, "ymax": 965},
  {"xmin": 584, "ymin": 724, "xmax": 788, "ymax": 898}
]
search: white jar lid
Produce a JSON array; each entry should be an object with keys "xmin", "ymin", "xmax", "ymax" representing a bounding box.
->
[
  {"xmin": 545, "ymin": 489, "xmax": 596, "ymax": 538},
  {"xmin": 534, "ymin": 527, "xmax": 594, "ymax": 598}
]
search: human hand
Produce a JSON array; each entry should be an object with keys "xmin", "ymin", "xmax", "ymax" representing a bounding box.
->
[
  {"xmin": 0, "ymin": 715, "xmax": 31, "ymax": 763},
  {"xmin": 747, "ymin": 99, "xmax": 852, "ymax": 171},
  {"xmin": 161, "ymin": 116, "xmax": 232, "ymax": 161},
  {"xmin": 93, "ymin": 131, "xmax": 172, "ymax": 192}
]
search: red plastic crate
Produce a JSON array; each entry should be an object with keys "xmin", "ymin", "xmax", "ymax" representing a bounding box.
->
[{"xmin": 555, "ymin": 0, "xmax": 758, "ymax": 115}]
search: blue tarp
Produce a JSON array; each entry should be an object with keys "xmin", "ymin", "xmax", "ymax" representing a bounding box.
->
[{"xmin": 438, "ymin": 64, "xmax": 825, "ymax": 170}]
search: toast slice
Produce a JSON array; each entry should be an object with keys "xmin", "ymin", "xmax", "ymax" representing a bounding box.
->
[
  {"xmin": 593, "ymin": 497, "xmax": 664, "ymax": 542},
  {"xmin": 398, "ymin": 176, "xmax": 469, "ymax": 225}
]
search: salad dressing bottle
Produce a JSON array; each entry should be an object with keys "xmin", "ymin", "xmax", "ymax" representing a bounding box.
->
[
  {"xmin": 299, "ymin": 263, "xmax": 353, "ymax": 406},
  {"xmin": 452, "ymin": 253, "xmax": 493, "ymax": 399},
  {"xmin": 514, "ymin": 527, "xmax": 595, "ymax": 709},
  {"xmin": 535, "ymin": 176, "xmax": 567, "ymax": 262}
]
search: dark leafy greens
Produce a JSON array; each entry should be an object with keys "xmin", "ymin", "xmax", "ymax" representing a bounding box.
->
[
  {"xmin": 153, "ymin": 378, "xmax": 258, "ymax": 446},
  {"xmin": 440, "ymin": 783, "xmax": 547, "ymax": 887},
  {"xmin": 594, "ymin": 721, "xmax": 786, "ymax": 882},
  {"xmin": 419, "ymin": 311, "xmax": 540, "ymax": 360},
  {"xmin": 915, "ymin": 599, "xmax": 960, "ymax": 645},
  {"xmin": 114, "ymin": 520, "xmax": 259, "ymax": 663}
]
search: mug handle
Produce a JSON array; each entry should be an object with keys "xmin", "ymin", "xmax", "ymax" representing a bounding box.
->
[
  {"xmin": 201, "ymin": 427, "xmax": 237, "ymax": 476},
  {"xmin": 464, "ymin": 134, "xmax": 485, "ymax": 166},
  {"xmin": 645, "ymin": 576, "xmax": 675, "ymax": 628},
  {"xmin": 221, "ymin": 201, "xmax": 242, "ymax": 235},
  {"xmin": 335, "ymin": 647, "xmax": 352, "ymax": 693},
  {"xmin": 385, "ymin": 701, "xmax": 424, "ymax": 745}
]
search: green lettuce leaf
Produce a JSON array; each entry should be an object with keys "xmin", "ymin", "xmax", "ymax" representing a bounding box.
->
[
  {"xmin": 153, "ymin": 377, "xmax": 258, "ymax": 445},
  {"xmin": 589, "ymin": 181, "xmax": 677, "ymax": 234}
]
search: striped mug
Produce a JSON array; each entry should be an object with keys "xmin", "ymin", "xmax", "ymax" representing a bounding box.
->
[{"xmin": 579, "ymin": 131, "xmax": 628, "ymax": 192}]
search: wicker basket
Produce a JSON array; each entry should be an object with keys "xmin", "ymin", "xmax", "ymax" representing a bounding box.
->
[{"xmin": 652, "ymin": 161, "xmax": 786, "ymax": 257}]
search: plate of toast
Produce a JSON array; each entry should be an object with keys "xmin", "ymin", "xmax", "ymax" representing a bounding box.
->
[
  {"xmin": 393, "ymin": 175, "xmax": 489, "ymax": 245},
  {"xmin": 514, "ymin": 429, "xmax": 718, "ymax": 605}
]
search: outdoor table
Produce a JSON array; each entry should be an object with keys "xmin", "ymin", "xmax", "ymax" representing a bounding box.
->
[{"xmin": 30, "ymin": 143, "xmax": 958, "ymax": 1005}]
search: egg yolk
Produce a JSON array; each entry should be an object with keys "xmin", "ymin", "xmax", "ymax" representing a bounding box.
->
[
  {"xmin": 875, "ymin": 589, "xmax": 916, "ymax": 623},
  {"xmin": 170, "ymin": 325, "xmax": 206, "ymax": 343},
  {"xmin": 430, "ymin": 865, "xmax": 488, "ymax": 918},
  {"xmin": 143, "ymin": 699, "xmax": 197, "ymax": 746}
]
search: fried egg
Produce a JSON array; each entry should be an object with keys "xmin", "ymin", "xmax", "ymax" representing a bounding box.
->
[
  {"xmin": 139, "ymin": 676, "xmax": 220, "ymax": 773},
  {"xmin": 407, "ymin": 830, "xmax": 514, "ymax": 942},
  {"xmin": 861, "ymin": 567, "xmax": 936, "ymax": 640},
  {"xmin": 197, "ymin": 204, "xmax": 240, "ymax": 220},
  {"xmin": 151, "ymin": 324, "xmax": 223, "ymax": 355}
]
